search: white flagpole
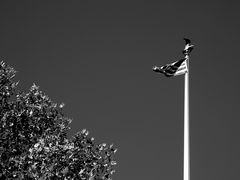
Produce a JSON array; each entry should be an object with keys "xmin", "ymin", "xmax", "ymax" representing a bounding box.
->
[{"xmin": 184, "ymin": 54, "xmax": 190, "ymax": 180}]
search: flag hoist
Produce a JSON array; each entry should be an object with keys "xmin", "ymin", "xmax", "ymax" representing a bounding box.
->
[{"xmin": 153, "ymin": 38, "xmax": 194, "ymax": 180}]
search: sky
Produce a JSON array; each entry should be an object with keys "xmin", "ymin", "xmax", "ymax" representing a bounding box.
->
[{"xmin": 1, "ymin": 0, "xmax": 240, "ymax": 180}]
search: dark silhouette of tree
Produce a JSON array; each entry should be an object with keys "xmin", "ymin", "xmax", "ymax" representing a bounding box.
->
[{"xmin": 0, "ymin": 61, "xmax": 117, "ymax": 180}]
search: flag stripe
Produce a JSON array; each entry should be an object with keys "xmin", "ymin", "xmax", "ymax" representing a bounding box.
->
[{"xmin": 174, "ymin": 60, "xmax": 188, "ymax": 76}]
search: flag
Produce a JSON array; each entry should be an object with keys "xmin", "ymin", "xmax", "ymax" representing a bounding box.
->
[{"xmin": 153, "ymin": 58, "xmax": 188, "ymax": 77}]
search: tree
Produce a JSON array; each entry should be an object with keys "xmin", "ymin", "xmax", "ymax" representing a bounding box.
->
[{"xmin": 0, "ymin": 61, "xmax": 117, "ymax": 180}]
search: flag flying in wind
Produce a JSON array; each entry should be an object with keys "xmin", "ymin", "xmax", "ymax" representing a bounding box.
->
[{"xmin": 152, "ymin": 57, "xmax": 188, "ymax": 77}]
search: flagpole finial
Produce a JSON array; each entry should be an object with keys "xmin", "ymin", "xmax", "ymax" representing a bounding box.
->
[{"xmin": 182, "ymin": 38, "xmax": 194, "ymax": 56}]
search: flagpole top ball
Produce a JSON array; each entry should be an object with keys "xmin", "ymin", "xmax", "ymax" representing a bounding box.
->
[{"xmin": 182, "ymin": 38, "xmax": 194, "ymax": 55}]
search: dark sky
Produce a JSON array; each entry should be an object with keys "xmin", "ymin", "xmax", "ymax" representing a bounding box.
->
[{"xmin": 1, "ymin": 1, "xmax": 240, "ymax": 179}]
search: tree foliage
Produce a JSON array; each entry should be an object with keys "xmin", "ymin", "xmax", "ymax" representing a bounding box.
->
[{"xmin": 0, "ymin": 61, "xmax": 117, "ymax": 180}]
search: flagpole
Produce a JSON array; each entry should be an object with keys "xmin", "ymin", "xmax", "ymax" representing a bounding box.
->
[
  {"xmin": 152, "ymin": 38, "xmax": 193, "ymax": 180},
  {"xmin": 184, "ymin": 54, "xmax": 190, "ymax": 180}
]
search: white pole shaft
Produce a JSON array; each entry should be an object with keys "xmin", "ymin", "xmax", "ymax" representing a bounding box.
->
[{"xmin": 184, "ymin": 55, "xmax": 190, "ymax": 180}]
